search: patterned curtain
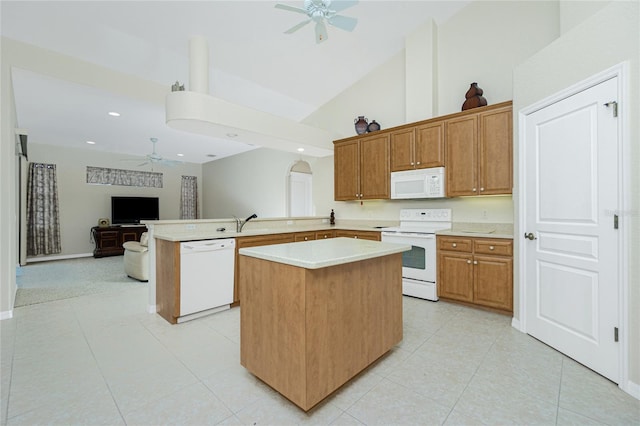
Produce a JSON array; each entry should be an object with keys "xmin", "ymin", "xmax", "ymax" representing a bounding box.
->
[
  {"xmin": 27, "ymin": 163, "xmax": 62, "ymax": 256},
  {"xmin": 180, "ymin": 176, "xmax": 198, "ymax": 219}
]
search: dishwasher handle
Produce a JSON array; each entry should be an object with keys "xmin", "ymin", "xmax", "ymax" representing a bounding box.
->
[{"xmin": 181, "ymin": 239, "xmax": 236, "ymax": 253}]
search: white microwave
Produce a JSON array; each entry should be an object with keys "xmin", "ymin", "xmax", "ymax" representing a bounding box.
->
[{"xmin": 390, "ymin": 167, "xmax": 446, "ymax": 199}]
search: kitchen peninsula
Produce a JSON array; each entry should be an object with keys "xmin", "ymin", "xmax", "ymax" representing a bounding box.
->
[{"xmin": 238, "ymin": 237, "xmax": 410, "ymax": 411}]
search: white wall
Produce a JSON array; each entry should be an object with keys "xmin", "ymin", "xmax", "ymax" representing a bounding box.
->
[
  {"xmin": 303, "ymin": 52, "xmax": 408, "ymax": 139},
  {"xmin": 27, "ymin": 144, "xmax": 202, "ymax": 257},
  {"xmin": 437, "ymin": 0, "xmax": 560, "ymax": 115},
  {"xmin": 513, "ymin": 0, "xmax": 639, "ymax": 387},
  {"xmin": 201, "ymin": 148, "xmax": 326, "ymax": 219},
  {"xmin": 0, "ymin": 54, "xmax": 19, "ymax": 316}
]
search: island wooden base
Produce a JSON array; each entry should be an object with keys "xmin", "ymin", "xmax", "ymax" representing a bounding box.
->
[{"xmin": 239, "ymin": 253, "xmax": 403, "ymax": 411}]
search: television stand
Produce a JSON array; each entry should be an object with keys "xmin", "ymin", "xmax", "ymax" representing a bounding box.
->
[{"xmin": 91, "ymin": 225, "xmax": 147, "ymax": 258}]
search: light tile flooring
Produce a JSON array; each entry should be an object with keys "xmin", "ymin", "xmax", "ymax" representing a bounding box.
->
[{"xmin": 2, "ymin": 284, "xmax": 639, "ymax": 425}]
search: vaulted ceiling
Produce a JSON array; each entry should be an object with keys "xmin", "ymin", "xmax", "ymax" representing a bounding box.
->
[{"xmin": 2, "ymin": 1, "xmax": 470, "ymax": 163}]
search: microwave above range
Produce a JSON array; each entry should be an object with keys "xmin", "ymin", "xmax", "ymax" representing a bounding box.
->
[{"xmin": 390, "ymin": 167, "xmax": 446, "ymax": 199}]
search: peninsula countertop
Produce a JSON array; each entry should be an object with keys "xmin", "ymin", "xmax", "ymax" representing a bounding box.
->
[{"xmin": 238, "ymin": 237, "xmax": 411, "ymax": 269}]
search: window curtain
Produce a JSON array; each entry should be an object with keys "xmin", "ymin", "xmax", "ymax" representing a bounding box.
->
[
  {"xmin": 180, "ymin": 176, "xmax": 198, "ymax": 219},
  {"xmin": 26, "ymin": 163, "xmax": 62, "ymax": 256}
]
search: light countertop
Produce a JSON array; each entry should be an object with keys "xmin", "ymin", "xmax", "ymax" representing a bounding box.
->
[
  {"xmin": 239, "ymin": 237, "xmax": 411, "ymax": 269},
  {"xmin": 153, "ymin": 224, "xmax": 390, "ymax": 242},
  {"xmin": 436, "ymin": 222, "xmax": 514, "ymax": 239}
]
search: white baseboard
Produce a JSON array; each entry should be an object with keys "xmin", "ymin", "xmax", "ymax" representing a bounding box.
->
[
  {"xmin": 511, "ymin": 317, "xmax": 523, "ymax": 331},
  {"xmin": 623, "ymin": 379, "xmax": 640, "ymax": 400},
  {"xmin": 27, "ymin": 253, "xmax": 93, "ymax": 263},
  {"xmin": 0, "ymin": 310, "xmax": 13, "ymax": 320}
]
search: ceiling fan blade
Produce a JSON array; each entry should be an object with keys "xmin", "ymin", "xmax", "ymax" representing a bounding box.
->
[
  {"xmin": 315, "ymin": 20, "xmax": 328, "ymax": 44},
  {"xmin": 330, "ymin": 0, "xmax": 359, "ymax": 13},
  {"xmin": 328, "ymin": 14, "xmax": 357, "ymax": 32},
  {"xmin": 285, "ymin": 19, "xmax": 312, "ymax": 34},
  {"xmin": 275, "ymin": 4, "xmax": 308, "ymax": 15}
]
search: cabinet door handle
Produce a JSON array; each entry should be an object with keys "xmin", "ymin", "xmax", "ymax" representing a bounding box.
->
[
  {"xmin": 467, "ymin": 260, "xmax": 472, "ymax": 264},
  {"xmin": 452, "ymin": 243, "xmax": 457, "ymax": 248},
  {"xmin": 473, "ymin": 260, "xmax": 478, "ymax": 265},
  {"xmin": 480, "ymin": 187, "xmax": 485, "ymax": 192},
  {"xmin": 410, "ymin": 162, "xmax": 415, "ymax": 165},
  {"xmin": 416, "ymin": 161, "xmax": 421, "ymax": 165},
  {"xmin": 354, "ymin": 236, "xmax": 358, "ymax": 239},
  {"xmin": 472, "ymin": 188, "xmax": 477, "ymax": 192},
  {"xmin": 304, "ymin": 237, "xmax": 308, "ymax": 241},
  {"xmin": 489, "ymin": 246, "xmax": 495, "ymax": 250}
]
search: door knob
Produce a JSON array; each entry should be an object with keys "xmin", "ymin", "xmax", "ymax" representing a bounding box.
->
[{"xmin": 524, "ymin": 232, "xmax": 537, "ymax": 240}]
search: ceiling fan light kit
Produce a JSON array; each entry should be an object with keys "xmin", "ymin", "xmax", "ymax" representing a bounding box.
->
[{"xmin": 275, "ymin": 0, "xmax": 359, "ymax": 44}]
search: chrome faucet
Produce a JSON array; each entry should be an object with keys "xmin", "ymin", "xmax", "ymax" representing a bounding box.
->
[{"xmin": 235, "ymin": 213, "xmax": 258, "ymax": 232}]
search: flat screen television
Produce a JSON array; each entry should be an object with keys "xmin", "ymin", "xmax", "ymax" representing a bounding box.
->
[{"xmin": 111, "ymin": 196, "xmax": 159, "ymax": 225}]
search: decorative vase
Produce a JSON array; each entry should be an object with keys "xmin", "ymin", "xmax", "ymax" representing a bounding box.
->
[
  {"xmin": 462, "ymin": 82, "xmax": 488, "ymax": 111},
  {"xmin": 367, "ymin": 120, "xmax": 381, "ymax": 132},
  {"xmin": 354, "ymin": 116, "xmax": 369, "ymax": 135}
]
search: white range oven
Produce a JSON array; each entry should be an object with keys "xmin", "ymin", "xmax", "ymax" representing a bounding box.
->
[{"xmin": 381, "ymin": 208, "xmax": 452, "ymax": 301}]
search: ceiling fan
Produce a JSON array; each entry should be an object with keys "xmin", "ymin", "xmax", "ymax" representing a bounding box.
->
[
  {"xmin": 123, "ymin": 137, "xmax": 181, "ymax": 169},
  {"xmin": 275, "ymin": 0, "xmax": 359, "ymax": 44}
]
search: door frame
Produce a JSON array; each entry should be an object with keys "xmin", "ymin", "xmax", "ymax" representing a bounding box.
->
[{"xmin": 517, "ymin": 62, "xmax": 631, "ymax": 394}]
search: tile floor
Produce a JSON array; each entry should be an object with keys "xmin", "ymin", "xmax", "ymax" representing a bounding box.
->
[{"xmin": 2, "ymin": 283, "xmax": 639, "ymax": 425}]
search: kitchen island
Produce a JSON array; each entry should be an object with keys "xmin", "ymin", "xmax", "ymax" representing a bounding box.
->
[{"xmin": 238, "ymin": 237, "xmax": 410, "ymax": 411}]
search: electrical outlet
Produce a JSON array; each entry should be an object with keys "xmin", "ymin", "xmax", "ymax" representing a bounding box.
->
[
  {"xmin": 186, "ymin": 224, "xmax": 196, "ymax": 230},
  {"xmin": 287, "ymin": 220, "xmax": 293, "ymax": 225},
  {"xmin": 481, "ymin": 210, "xmax": 488, "ymax": 220}
]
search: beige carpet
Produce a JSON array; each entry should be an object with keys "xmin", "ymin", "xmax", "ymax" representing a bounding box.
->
[{"xmin": 15, "ymin": 256, "xmax": 147, "ymax": 307}]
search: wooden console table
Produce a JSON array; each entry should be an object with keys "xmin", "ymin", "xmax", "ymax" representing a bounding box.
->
[{"xmin": 91, "ymin": 225, "xmax": 146, "ymax": 258}]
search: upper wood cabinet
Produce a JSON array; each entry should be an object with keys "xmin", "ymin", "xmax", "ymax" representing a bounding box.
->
[
  {"xmin": 334, "ymin": 133, "xmax": 390, "ymax": 201},
  {"xmin": 446, "ymin": 103, "xmax": 512, "ymax": 196},
  {"xmin": 390, "ymin": 121, "xmax": 444, "ymax": 172}
]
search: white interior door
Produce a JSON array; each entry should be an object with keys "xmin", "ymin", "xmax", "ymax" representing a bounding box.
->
[
  {"xmin": 289, "ymin": 171, "xmax": 312, "ymax": 217},
  {"xmin": 523, "ymin": 77, "xmax": 620, "ymax": 382}
]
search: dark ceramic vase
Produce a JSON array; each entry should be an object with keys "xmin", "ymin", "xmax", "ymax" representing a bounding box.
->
[
  {"xmin": 354, "ymin": 116, "xmax": 369, "ymax": 135},
  {"xmin": 367, "ymin": 120, "xmax": 381, "ymax": 132}
]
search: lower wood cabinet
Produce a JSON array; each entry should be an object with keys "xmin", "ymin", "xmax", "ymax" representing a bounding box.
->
[
  {"xmin": 334, "ymin": 230, "xmax": 381, "ymax": 241},
  {"xmin": 437, "ymin": 235, "xmax": 513, "ymax": 313},
  {"xmin": 315, "ymin": 230, "xmax": 336, "ymax": 240},
  {"xmin": 234, "ymin": 233, "xmax": 296, "ymax": 303}
]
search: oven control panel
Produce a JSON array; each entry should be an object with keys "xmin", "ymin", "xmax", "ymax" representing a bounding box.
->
[{"xmin": 399, "ymin": 209, "xmax": 451, "ymax": 222}]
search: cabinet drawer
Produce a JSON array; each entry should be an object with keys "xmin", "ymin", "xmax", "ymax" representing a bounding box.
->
[
  {"xmin": 295, "ymin": 232, "xmax": 316, "ymax": 242},
  {"xmin": 437, "ymin": 237, "xmax": 472, "ymax": 252},
  {"xmin": 474, "ymin": 239, "xmax": 513, "ymax": 256},
  {"xmin": 315, "ymin": 231, "xmax": 336, "ymax": 240},
  {"xmin": 99, "ymin": 231, "xmax": 119, "ymax": 238}
]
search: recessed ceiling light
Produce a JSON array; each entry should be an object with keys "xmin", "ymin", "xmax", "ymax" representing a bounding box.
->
[
  {"xmin": 297, "ymin": 148, "xmax": 305, "ymax": 152},
  {"xmin": 226, "ymin": 133, "xmax": 238, "ymax": 138},
  {"xmin": 86, "ymin": 140, "xmax": 96, "ymax": 145},
  {"xmin": 207, "ymin": 154, "xmax": 217, "ymax": 158},
  {"xmin": 177, "ymin": 153, "xmax": 184, "ymax": 157},
  {"xmin": 108, "ymin": 111, "xmax": 120, "ymax": 117}
]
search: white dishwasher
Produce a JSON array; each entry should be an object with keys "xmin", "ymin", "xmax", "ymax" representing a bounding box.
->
[{"xmin": 179, "ymin": 238, "xmax": 235, "ymax": 322}]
